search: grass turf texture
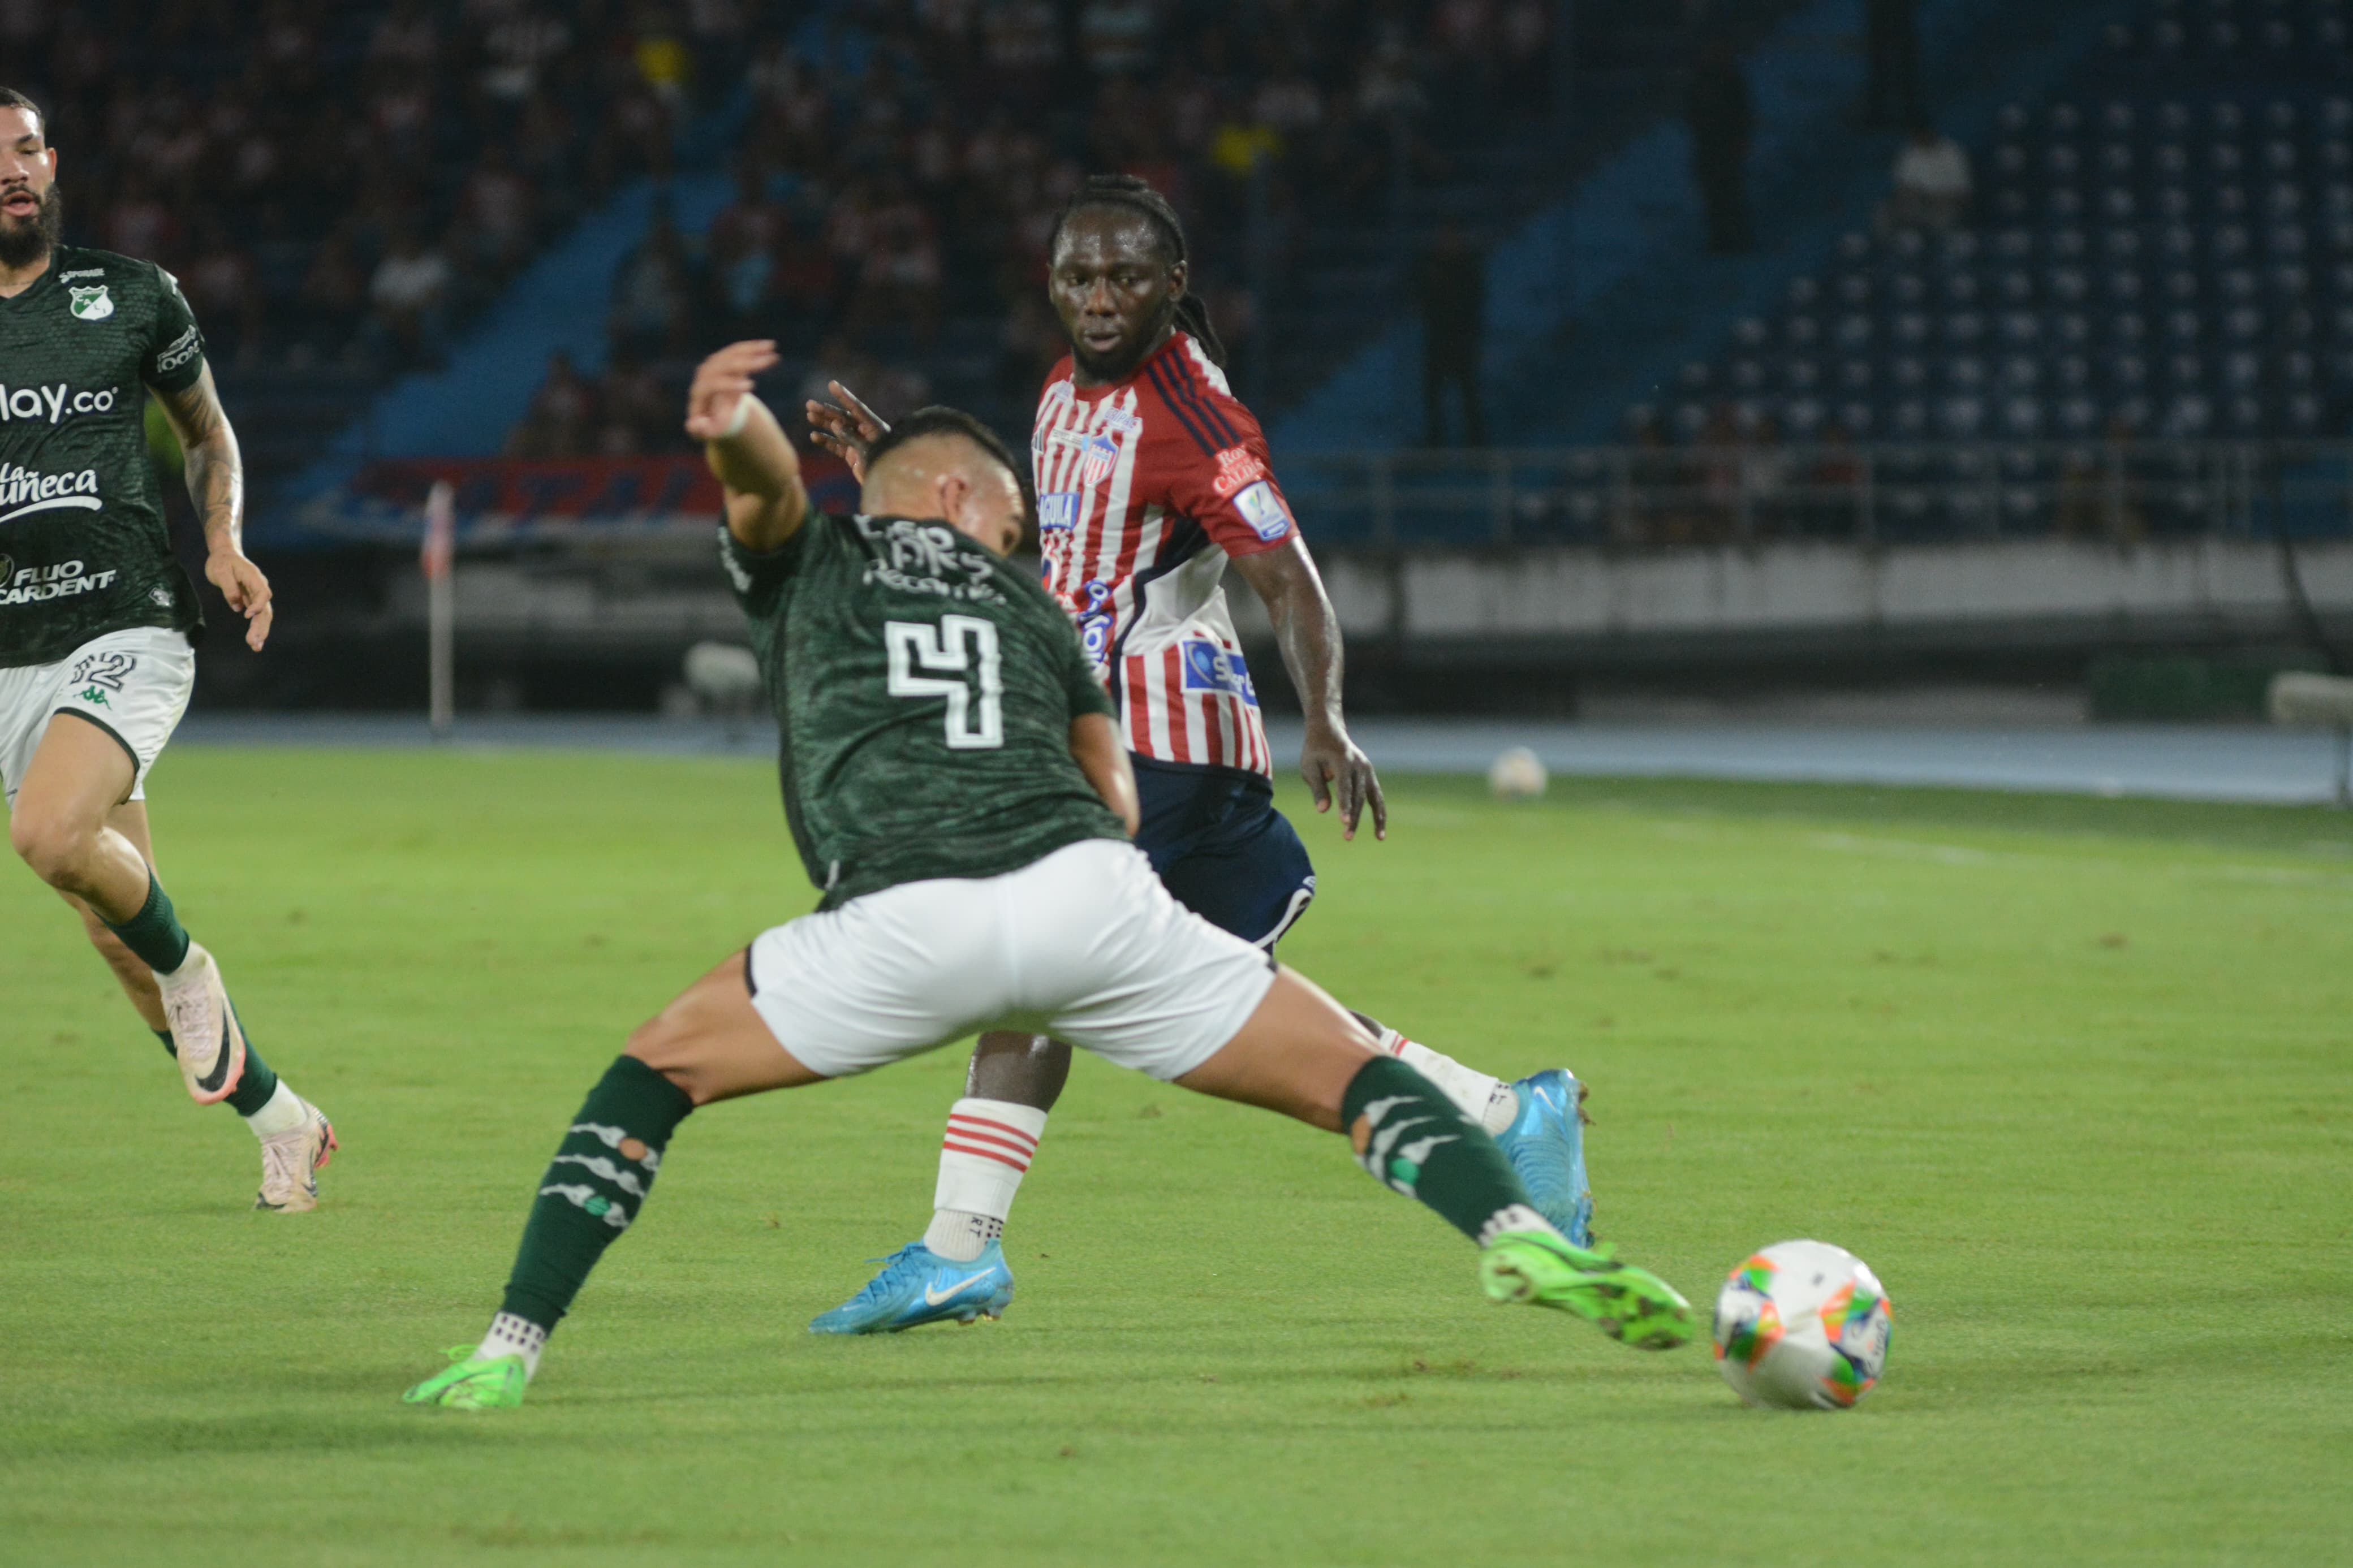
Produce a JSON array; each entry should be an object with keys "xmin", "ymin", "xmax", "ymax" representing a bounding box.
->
[{"xmin": 2, "ymin": 749, "xmax": 2348, "ymax": 1567}]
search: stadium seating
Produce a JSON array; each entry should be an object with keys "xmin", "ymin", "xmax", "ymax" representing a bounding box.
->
[
  {"xmin": 9, "ymin": 0, "xmax": 705, "ymax": 496},
  {"xmin": 520, "ymin": 1, "xmax": 1817, "ymax": 455},
  {"xmin": 1635, "ymin": 0, "xmax": 2353, "ymax": 539}
]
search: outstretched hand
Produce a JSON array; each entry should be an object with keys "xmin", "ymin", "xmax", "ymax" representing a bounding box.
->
[
  {"xmin": 803, "ymin": 380, "xmax": 887, "ymax": 484},
  {"xmin": 206, "ymin": 550, "xmax": 273, "ymax": 651},
  {"xmin": 1302, "ymin": 726, "xmax": 1386, "ymax": 842},
  {"xmin": 683, "ymin": 340, "xmax": 779, "ymax": 442}
]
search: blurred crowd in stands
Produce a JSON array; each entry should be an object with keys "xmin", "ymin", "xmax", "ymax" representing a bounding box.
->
[
  {"xmin": 6, "ymin": 0, "xmax": 726, "ymax": 372},
  {"xmin": 1606, "ymin": 403, "xmax": 2157, "ymax": 547},
  {"xmin": 512, "ymin": 0, "xmax": 1560, "ymax": 457}
]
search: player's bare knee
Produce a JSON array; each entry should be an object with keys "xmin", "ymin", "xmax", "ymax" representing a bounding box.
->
[{"xmin": 10, "ymin": 809, "xmax": 96, "ymax": 891}]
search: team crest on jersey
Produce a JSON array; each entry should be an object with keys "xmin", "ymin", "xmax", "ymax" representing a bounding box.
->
[
  {"xmin": 68, "ymin": 284, "xmax": 114, "ymax": 322},
  {"xmin": 1080, "ymin": 433, "xmax": 1120, "ymax": 487}
]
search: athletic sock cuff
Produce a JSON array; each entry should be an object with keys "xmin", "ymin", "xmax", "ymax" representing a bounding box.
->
[
  {"xmin": 933, "ymin": 1098, "xmax": 1047, "ymax": 1221},
  {"xmin": 597, "ymin": 1054, "xmax": 697, "ymax": 1139},
  {"xmin": 945, "ymin": 1099, "xmax": 1047, "ymax": 1163},
  {"xmin": 104, "ymin": 872, "xmax": 192, "ymax": 974},
  {"xmin": 1341, "ymin": 1054, "xmax": 1433, "ymax": 1134},
  {"xmin": 1342, "ymin": 1055, "xmax": 1536, "ymax": 1245}
]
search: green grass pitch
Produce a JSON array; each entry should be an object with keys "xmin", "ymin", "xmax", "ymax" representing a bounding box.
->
[{"xmin": 2, "ymin": 747, "xmax": 2348, "ymax": 1567}]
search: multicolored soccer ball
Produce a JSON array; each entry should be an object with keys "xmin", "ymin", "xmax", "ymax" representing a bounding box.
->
[{"xmin": 1711, "ymin": 1239, "xmax": 1892, "ymax": 1410}]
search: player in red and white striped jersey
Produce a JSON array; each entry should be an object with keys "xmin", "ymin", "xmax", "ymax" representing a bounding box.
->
[
  {"xmin": 1031, "ymin": 317, "xmax": 1285, "ymax": 777},
  {"xmin": 805, "ymin": 178, "xmax": 1592, "ymax": 1334}
]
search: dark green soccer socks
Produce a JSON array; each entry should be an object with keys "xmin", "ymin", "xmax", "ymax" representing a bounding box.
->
[
  {"xmin": 106, "ymin": 871, "xmax": 191, "ymax": 974},
  {"xmin": 499, "ymin": 1056, "xmax": 696, "ymax": 1333},
  {"xmin": 1342, "ymin": 1056, "xmax": 1554, "ymax": 1246}
]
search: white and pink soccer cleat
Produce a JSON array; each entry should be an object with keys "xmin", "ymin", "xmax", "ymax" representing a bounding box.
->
[
  {"xmin": 159, "ymin": 943, "xmax": 247, "ymax": 1105},
  {"xmin": 256, "ymin": 1096, "xmax": 337, "ymax": 1212}
]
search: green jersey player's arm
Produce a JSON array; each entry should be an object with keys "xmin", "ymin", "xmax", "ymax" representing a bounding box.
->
[
  {"xmin": 153, "ymin": 365, "xmax": 273, "ymax": 652},
  {"xmin": 1070, "ymin": 712, "xmax": 1140, "ymax": 837},
  {"xmin": 685, "ymin": 340, "xmax": 807, "ymax": 551}
]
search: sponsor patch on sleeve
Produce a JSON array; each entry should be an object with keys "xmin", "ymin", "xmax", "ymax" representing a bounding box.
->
[
  {"xmin": 1212, "ymin": 445, "xmax": 1269, "ymax": 497},
  {"xmin": 1232, "ymin": 480, "xmax": 1292, "ymax": 541}
]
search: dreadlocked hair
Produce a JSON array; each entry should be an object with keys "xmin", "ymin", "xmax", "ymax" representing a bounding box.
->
[{"xmin": 1046, "ymin": 174, "xmax": 1229, "ymax": 369}]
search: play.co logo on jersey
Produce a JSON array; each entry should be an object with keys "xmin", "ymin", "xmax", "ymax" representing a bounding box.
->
[{"xmin": 0, "ymin": 383, "xmax": 119, "ymax": 424}]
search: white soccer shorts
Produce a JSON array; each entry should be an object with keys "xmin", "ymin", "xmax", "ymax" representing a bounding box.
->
[
  {"xmin": 746, "ymin": 838, "xmax": 1280, "ymax": 1082},
  {"xmin": 0, "ymin": 626, "xmax": 195, "ymax": 807}
]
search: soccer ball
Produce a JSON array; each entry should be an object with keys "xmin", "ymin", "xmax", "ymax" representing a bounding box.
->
[
  {"xmin": 1711, "ymin": 1239, "xmax": 1892, "ymax": 1410},
  {"xmin": 1487, "ymin": 746, "xmax": 1548, "ymax": 800}
]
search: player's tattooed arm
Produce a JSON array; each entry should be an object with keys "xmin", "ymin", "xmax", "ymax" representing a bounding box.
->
[
  {"xmin": 1230, "ymin": 538, "xmax": 1386, "ymax": 842},
  {"xmin": 154, "ymin": 365, "xmax": 273, "ymax": 652},
  {"xmin": 1070, "ymin": 712, "xmax": 1141, "ymax": 836},
  {"xmin": 686, "ymin": 340, "xmax": 809, "ymax": 551},
  {"xmin": 804, "ymin": 380, "xmax": 887, "ymax": 485}
]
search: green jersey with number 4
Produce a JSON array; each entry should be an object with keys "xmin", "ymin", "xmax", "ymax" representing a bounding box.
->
[
  {"xmin": 722, "ymin": 512, "xmax": 1126, "ymax": 908},
  {"xmin": 0, "ymin": 245, "xmax": 209, "ymax": 668}
]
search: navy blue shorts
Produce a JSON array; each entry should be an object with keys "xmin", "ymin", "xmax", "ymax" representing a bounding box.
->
[{"xmin": 1131, "ymin": 756, "xmax": 1317, "ymax": 949}]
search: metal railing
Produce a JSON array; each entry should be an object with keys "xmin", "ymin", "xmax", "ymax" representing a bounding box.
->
[{"xmin": 1280, "ymin": 440, "xmax": 2353, "ymax": 550}]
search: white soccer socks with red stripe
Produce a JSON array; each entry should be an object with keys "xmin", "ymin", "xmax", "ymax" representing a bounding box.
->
[
  {"xmin": 1375, "ymin": 1029, "xmax": 1519, "ymax": 1135},
  {"xmin": 924, "ymin": 1098, "xmax": 1049, "ymax": 1263}
]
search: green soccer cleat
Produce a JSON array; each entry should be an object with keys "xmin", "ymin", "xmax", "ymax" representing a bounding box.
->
[
  {"xmin": 1480, "ymin": 1230, "xmax": 1694, "ymax": 1351},
  {"xmin": 402, "ymin": 1347, "xmax": 529, "ymax": 1410}
]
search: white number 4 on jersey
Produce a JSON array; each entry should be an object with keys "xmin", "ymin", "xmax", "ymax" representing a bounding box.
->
[{"xmin": 886, "ymin": 616, "xmax": 1004, "ymax": 750}]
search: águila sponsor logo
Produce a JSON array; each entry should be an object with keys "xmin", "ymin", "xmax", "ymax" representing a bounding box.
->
[
  {"xmin": 0, "ymin": 463, "xmax": 104, "ymax": 525},
  {"xmin": 2, "ymin": 558, "xmax": 118, "ymax": 607},
  {"xmin": 0, "ymin": 382, "xmax": 121, "ymax": 424}
]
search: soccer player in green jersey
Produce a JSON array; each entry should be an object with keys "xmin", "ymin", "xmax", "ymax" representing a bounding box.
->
[
  {"xmin": 403, "ymin": 341, "xmax": 1690, "ymax": 1409},
  {"xmin": 0, "ymin": 90, "xmax": 335, "ymax": 1209}
]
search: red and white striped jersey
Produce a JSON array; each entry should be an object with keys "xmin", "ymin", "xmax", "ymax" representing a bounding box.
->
[{"xmin": 1031, "ymin": 332, "xmax": 1298, "ymax": 776}]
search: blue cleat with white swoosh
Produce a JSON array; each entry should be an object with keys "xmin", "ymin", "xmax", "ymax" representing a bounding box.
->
[{"xmin": 808, "ymin": 1241, "xmax": 1014, "ymax": 1334}]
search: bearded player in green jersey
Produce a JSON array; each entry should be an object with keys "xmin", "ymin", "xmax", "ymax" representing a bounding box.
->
[
  {"xmin": 403, "ymin": 340, "xmax": 1690, "ymax": 1409},
  {"xmin": 0, "ymin": 90, "xmax": 335, "ymax": 1210}
]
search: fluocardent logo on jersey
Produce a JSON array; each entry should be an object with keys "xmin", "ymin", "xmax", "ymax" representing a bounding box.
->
[
  {"xmin": 1, "ymin": 558, "xmax": 117, "ymax": 606},
  {"xmin": 0, "ymin": 462, "xmax": 104, "ymax": 525},
  {"xmin": 0, "ymin": 382, "xmax": 121, "ymax": 424}
]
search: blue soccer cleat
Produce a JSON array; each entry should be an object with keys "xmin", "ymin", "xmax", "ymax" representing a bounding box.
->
[
  {"xmin": 1495, "ymin": 1069, "xmax": 1594, "ymax": 1247},
  {"xmin": 808, "ymin": 1241, "xmax": 1015, "ymax": 1334}
]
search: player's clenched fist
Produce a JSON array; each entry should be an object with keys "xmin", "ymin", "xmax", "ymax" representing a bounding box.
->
[{"xmin": 683, "ymin": 340, "xmax": 779, "ymax": 442}]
